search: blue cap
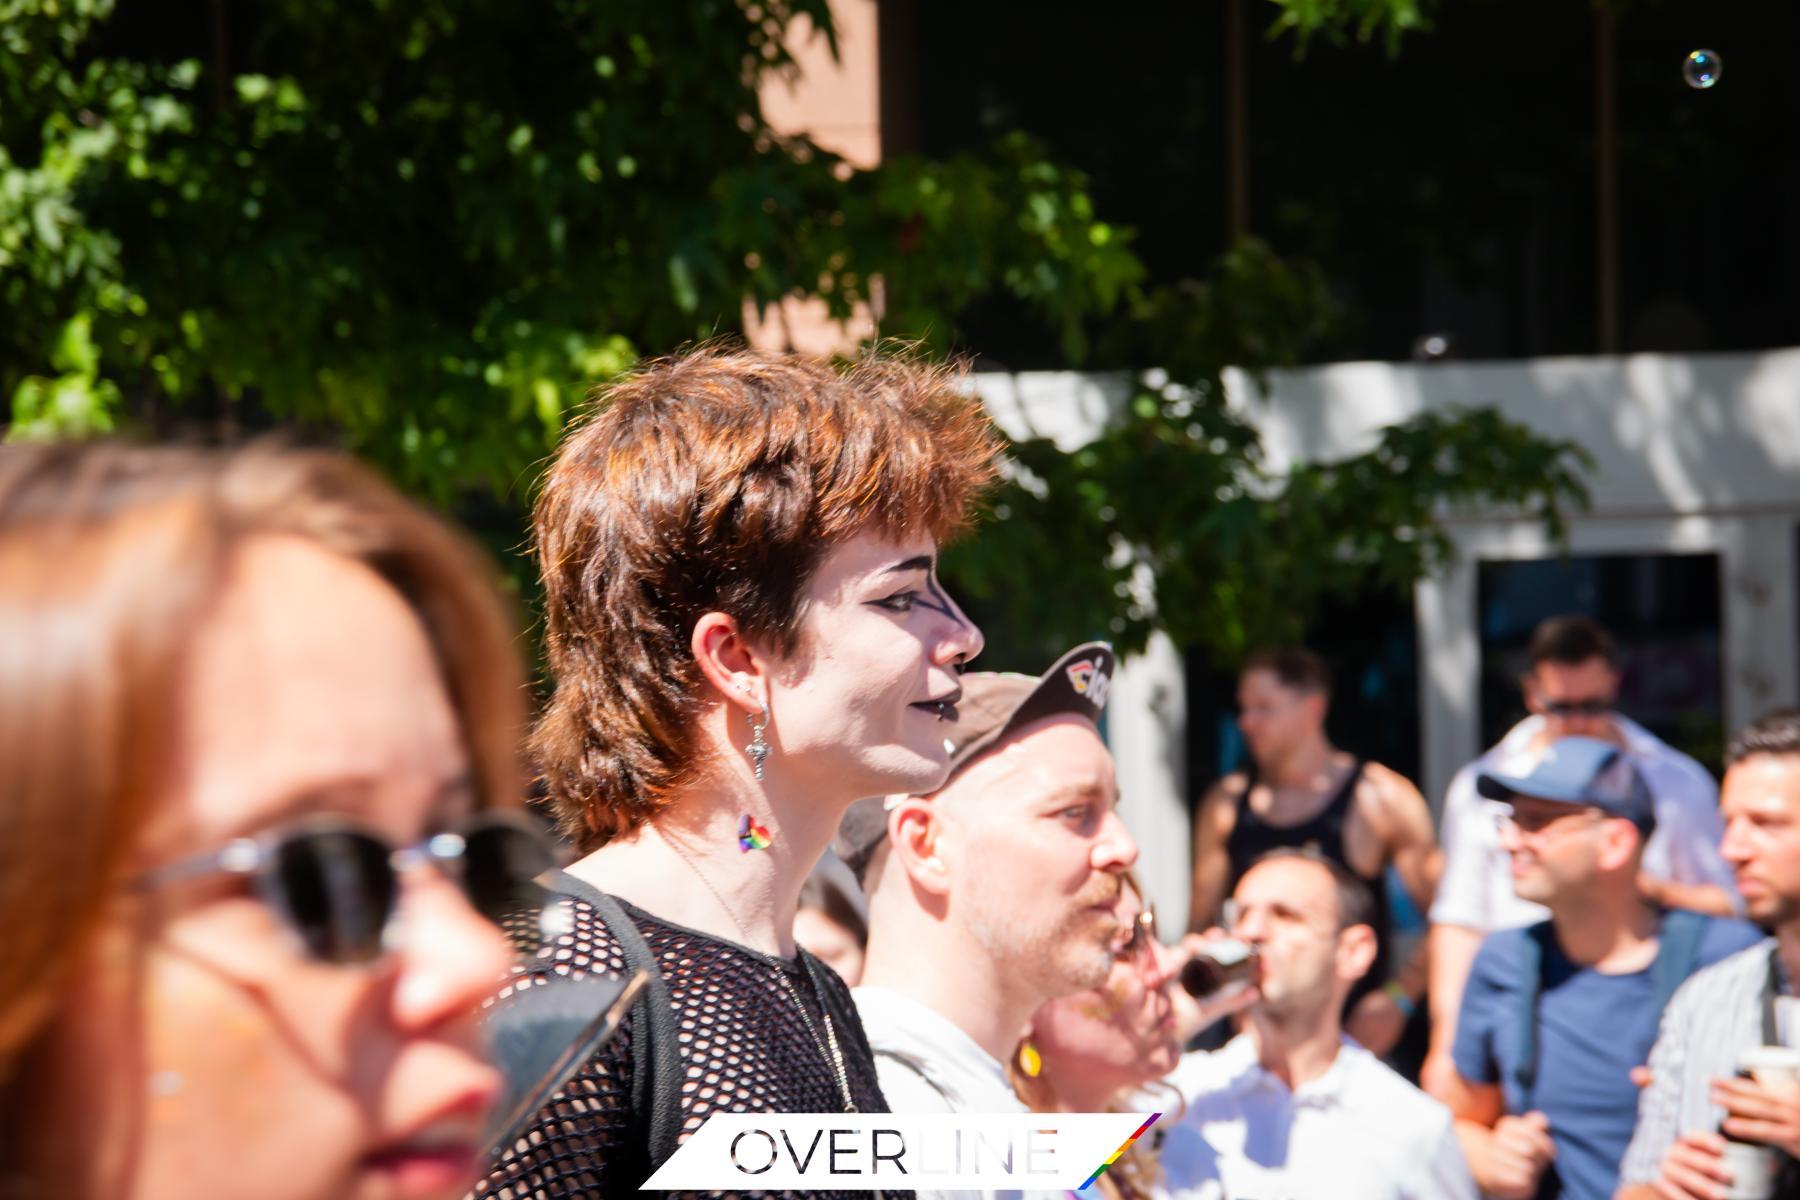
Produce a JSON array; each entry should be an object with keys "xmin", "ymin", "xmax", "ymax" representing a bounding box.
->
[{"xmin": 1476, "ymin": 736, "xmax": 1656, "ymax": 833}]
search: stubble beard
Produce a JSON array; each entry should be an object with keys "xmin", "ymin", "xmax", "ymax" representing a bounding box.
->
[
  {"xmin": 965, "ymin": 890, "xmax": 1120, "ymax": 1004},
  {"xmin": 1747, "ymin": 889, "xmax": 1800, "ymax": 931},
  {"xmin": 1252, "ymin": 981, "xmax": 1332, "ymax": 1035}
]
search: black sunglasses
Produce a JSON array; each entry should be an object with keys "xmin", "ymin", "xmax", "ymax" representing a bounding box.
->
[
  {"xmin": 135, "ymin": 812, "xmax": 557, "ymax": 964},
  {"xmin": 1543, "ymin": 698, "xmax": 1613, "ymax": 717}
]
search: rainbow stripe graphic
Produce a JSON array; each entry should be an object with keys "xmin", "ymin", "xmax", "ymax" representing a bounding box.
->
[
  {"xmin": 1074, "ymin": 1112, "xmax": 1161, "ymax": 1193},
  {"xmin": 738, "ymin": 814, "xmax": 773, "ymax": 853}
]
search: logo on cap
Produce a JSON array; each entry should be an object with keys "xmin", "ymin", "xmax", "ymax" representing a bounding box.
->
[{"xmin": 1066, "ymin": 658, "xmax": 1112, "ymax": 711}]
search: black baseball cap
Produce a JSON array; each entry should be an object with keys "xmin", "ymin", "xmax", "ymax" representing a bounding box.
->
[{"xmin": 833, "ymin": 642, "xmax": 1117, "ymax": 882}]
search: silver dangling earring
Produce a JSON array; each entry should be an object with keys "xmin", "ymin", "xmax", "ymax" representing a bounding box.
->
[{"xmin": 746, "ymin": 702, "xmax": 771, "ymax": 782}]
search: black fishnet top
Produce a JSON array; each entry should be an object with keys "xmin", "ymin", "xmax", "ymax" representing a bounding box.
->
[{"xmin": 473, "ymin": 894, "xmax": 895, "ymax": 1200}]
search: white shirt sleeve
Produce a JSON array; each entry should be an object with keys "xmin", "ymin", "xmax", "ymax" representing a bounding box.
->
[
  {"xmin": 869, "ymin": 1051, "xmax": 959, "ymax": 1115},
  {"xmin": 1406, "ymin": 1109, "xmax": 1479, "ymax": 1200},
  {"xmin": 1641, "ymin": 755, "xmax": 1740, "ymax": 906},
  {"xmin": 1429, "ymin": 764, "xmax": 1492, "ymax": 929}
]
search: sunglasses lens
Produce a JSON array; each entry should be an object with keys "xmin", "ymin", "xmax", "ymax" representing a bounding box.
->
[
  {"xmin": 1549, "ymin": 699, "xmax": 1609, "ymax": 716},
  {"xmin": 459, "ymin": 819, "xmax": 556, "ymax": 922},
  {"xmin": 271, "ymin": 829, "xmax": 396, "ymax": 964}
]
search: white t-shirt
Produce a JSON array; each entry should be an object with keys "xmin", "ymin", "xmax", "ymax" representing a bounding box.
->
[
  {"xmin": 1157, "ymin": 1034, "xmax": 1476, "ymax": 1200},
  {"xmin": 1429, "ymin": 713, "xmax": 1737, "ymax": 932},
  {"xmin": 852, "ymin": 985, "xmax": 1062, "ymax": 1200}
]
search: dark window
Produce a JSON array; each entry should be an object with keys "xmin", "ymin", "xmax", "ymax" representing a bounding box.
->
[
  {"xmin": 1476, "ymin": 553, "xmax": 1724, "ymax": 771},
  {"xmin": 901, "ymin": 0, "xmax": 1800, "ymax": 366}
]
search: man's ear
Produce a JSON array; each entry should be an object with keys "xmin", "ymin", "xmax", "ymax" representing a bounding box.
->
[
  {"xmin": 888, "ymin": 796, "xmax": 951, "ymax": 897},
  {"xmin": 1595, "ymin": 818, "xmax": 1643, "ymax": 873},
  {"xmin": 1336, "ymin": 922, "xmax": 1379, "ymax": 986},
  {"xmin": 691, "ymin": 610, "xmax": 770, "ymax": 717}
]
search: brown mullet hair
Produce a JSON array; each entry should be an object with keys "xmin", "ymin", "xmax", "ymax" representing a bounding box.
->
[
  {"xmin": 531, "ymin": 345, "xmax": 1001, "ymax": 850},
  {"xmin": 0, "ymin": 440, "xmax": 526, "ymax": 1187}
]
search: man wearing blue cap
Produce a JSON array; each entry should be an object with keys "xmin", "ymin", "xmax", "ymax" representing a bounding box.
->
[{"xmin": 1441, "ymin": 737, "xmax": 1761, "ymax": 1200}]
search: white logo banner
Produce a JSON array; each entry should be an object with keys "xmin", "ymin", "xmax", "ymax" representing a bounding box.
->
[{"xmin": 642, "ymin": 1111, "xmax": 1160, "ymax": 1192}]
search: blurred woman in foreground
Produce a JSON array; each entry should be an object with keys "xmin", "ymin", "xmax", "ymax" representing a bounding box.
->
[
  {"xmin": 1011, "ymin": 875, "xmax": 1188, "ymax": 1200},
  {"xmin": 0, "ymin": 441, "xmax": 550, "ymax": 1200}
]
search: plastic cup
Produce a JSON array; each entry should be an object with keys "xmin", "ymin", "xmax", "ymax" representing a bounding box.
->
[{"xmin": 1721, "ymin": 1046, "xmax": 1800, "ymax": 1200}]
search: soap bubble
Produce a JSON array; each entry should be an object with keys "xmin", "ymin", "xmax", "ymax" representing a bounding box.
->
[{"xmin": 1683, "ymin": 49, "xmax": 1722, "ymax": 90}]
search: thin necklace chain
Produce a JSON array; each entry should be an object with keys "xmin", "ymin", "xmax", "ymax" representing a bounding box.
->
[{"xmin": 655, "ymin": 823, "xmax": 858, "ymax": 1113}]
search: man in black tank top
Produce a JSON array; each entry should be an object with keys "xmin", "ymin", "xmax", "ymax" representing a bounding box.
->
[{"xmin": 1187, "ymin": 647, "xmax": 1442, "ymax": 1058}]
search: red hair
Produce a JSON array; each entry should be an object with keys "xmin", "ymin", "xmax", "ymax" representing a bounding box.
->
[{"xmin": 531, "ymin": 346, "xmax": 1000, "ymax": 848}]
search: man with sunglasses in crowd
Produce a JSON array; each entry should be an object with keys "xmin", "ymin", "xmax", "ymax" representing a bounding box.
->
[
  {"xmin": 836, "ymin": 643, "xmax": 1139, "ymax": 1200},
  {"xmin": 1442, "ymin": 739, "xmax": 1759, "ymax": 1200},
  {"xmin": 1162, "ymin": 846, "xmax": 1477, "ymax": 1199},
  {"xmin": 1425, "ymin": 616, "xmax": 1740, "ymax": 1100}
]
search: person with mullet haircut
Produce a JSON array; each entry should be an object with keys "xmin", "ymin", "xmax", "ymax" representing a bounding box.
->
[{"xmin": 475, "ymin": 347, "xmax": 1000, "ymax": 1198}]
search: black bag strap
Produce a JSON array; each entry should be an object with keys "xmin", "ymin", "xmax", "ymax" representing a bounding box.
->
[
  {"xmin": 1512, "ymin": 920, "xmax": 1557, "ymax": 1112},
  {"xmin": 541, "ymin": 869, "xmax": 684, "ymax": 1170},
  {"xmin": 1763, "ymin": 942, "xmax": 1784, "ymax": 1046}
]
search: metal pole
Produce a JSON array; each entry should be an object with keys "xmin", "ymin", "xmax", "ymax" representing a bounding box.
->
[
  {"xmin": 1596, "ymin": 5, "xmax": 1620, "ymax": 353},
  {"xmin": 1227, "ymin": 0, "xmax": 1249, "ymax": 241}
]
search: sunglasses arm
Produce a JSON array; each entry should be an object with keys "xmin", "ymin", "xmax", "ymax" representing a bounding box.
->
[{"xmin": 130, "ymin": 837, "xmax": 264, "ymax": 893}]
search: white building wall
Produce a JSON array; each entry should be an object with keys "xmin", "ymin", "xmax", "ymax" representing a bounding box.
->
[
  {"xmin": 971, "ymin": 349, "xmax": 1800, "ymax": 919},
  {"xmin": 1105, "ymin": 630, "xmax": 1192, "ymax": 927},
  {"xmin": 1227, "ymin": 349, "xmax": 1800, "ymax": 513}
]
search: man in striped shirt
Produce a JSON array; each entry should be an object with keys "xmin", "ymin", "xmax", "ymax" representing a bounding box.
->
[{"xmin": 1618, "ymin": 710, "xmax": 1800, "ymax": 1199}]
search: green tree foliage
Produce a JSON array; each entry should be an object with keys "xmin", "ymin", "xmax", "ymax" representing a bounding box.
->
[
  {"xmin": 0, "ymin": 0, "xmax": 1140, "ymax": 502},
  {"xmin": 943, "ymin": 240, "xmax": 1590, "ymax": 664},
  {"xmin": 2, "ymin": 0, "xmax": 1583, "ymax": 668},
  {"xmin": 1272, "ymin": 0, "xmax": 1434, "ymax": 54}
]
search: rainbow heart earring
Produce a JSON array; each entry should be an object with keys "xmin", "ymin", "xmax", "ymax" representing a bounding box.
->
[{"xmin": 738, "ymin": 813, "xmax": 773, "ymax": 853}]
